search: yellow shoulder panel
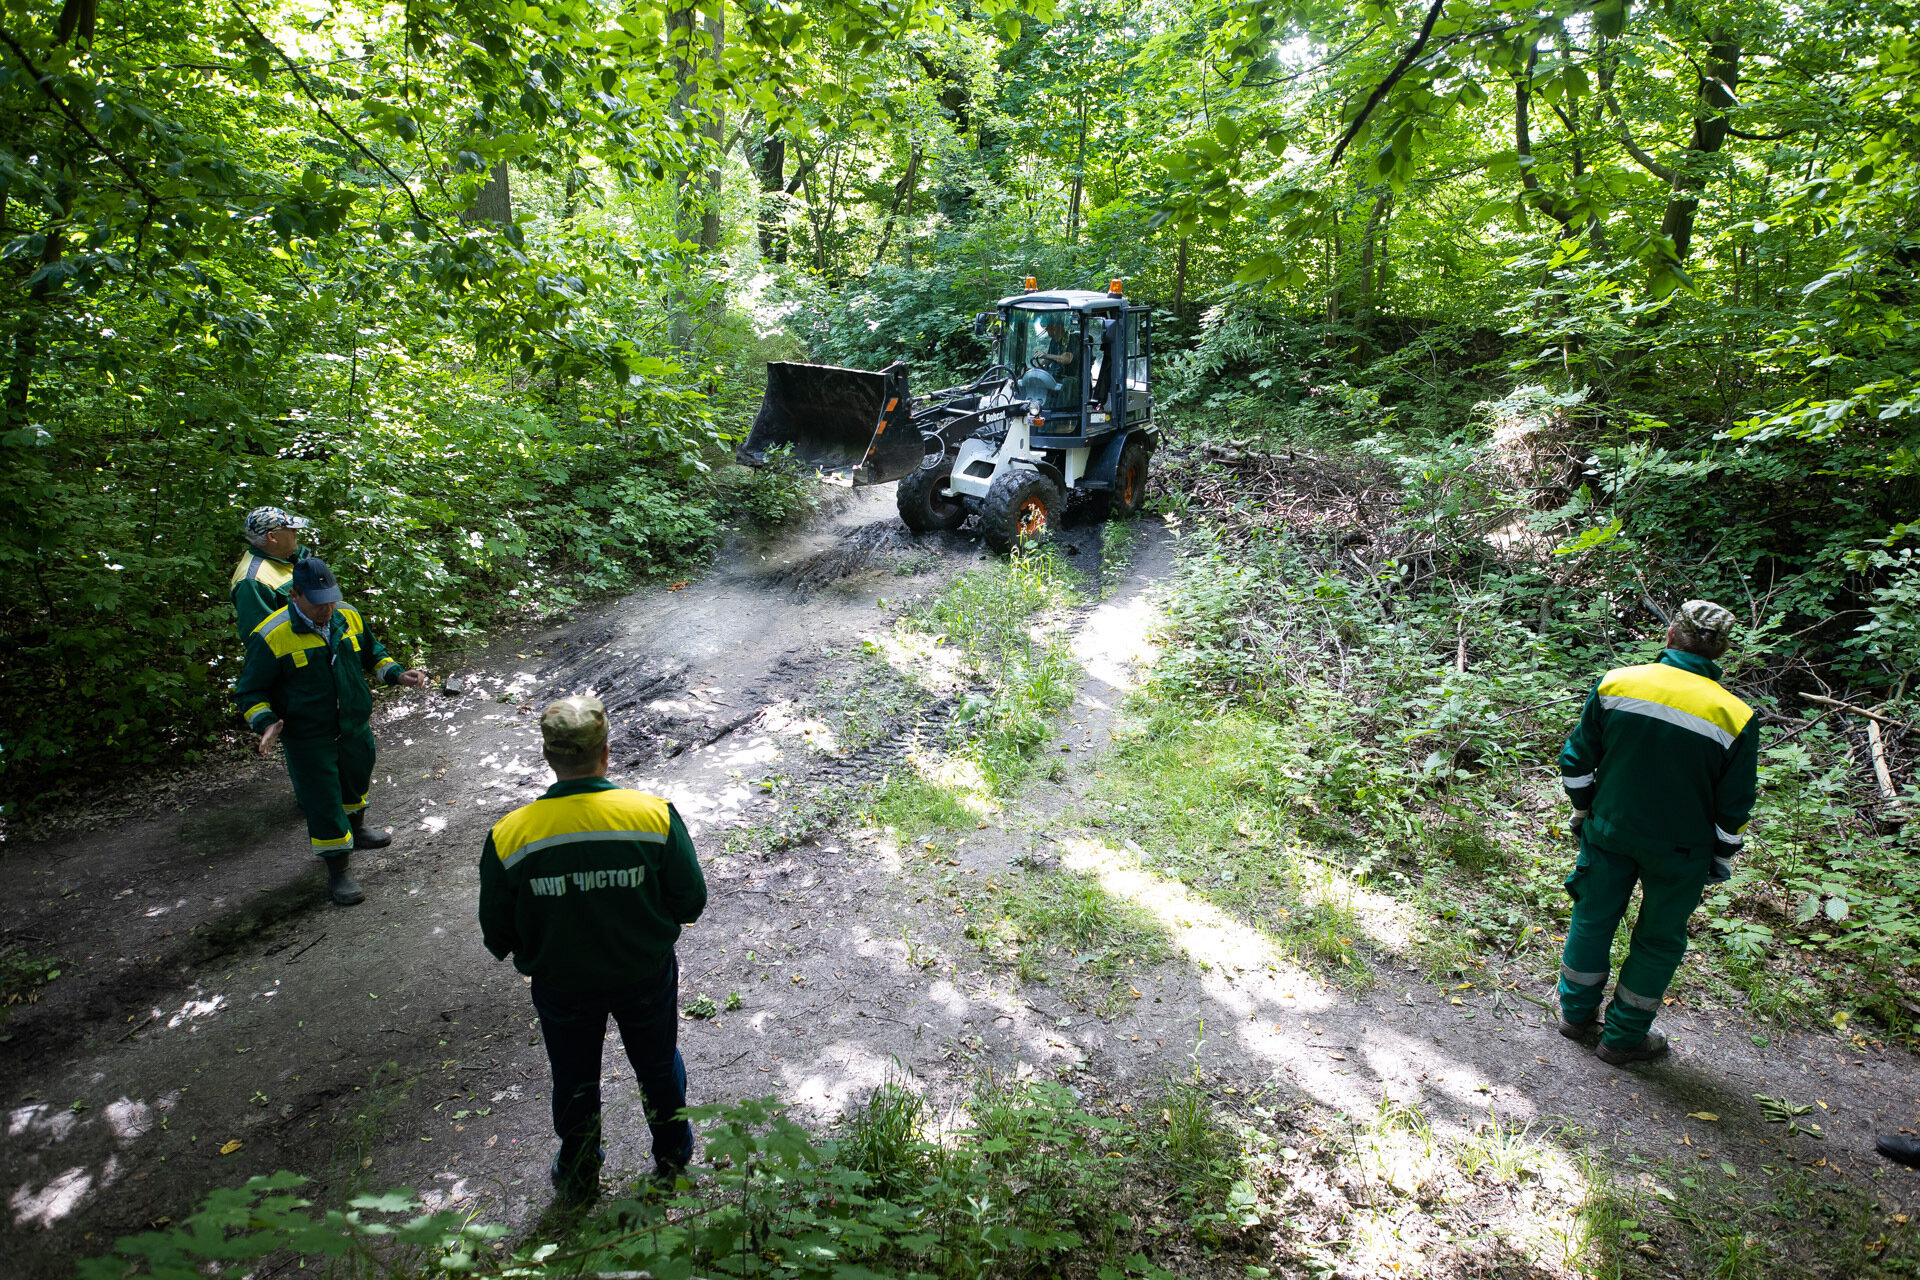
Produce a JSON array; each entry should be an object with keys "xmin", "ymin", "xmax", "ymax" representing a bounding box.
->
[
  {"xmin": 229, "ymin": 554, "xmax": 293, "ymax": 592},
  {"xmin": 338, "ymin": 606, "xmax": 365, "ymax": 638},
  {"xmin": 254, "ymin": 608, "xmax": 329, "ymax": 658},
  {"xmin": 1599, "ymin": 662, "xmax": 1753, "ymax": 739},
  {"xmin": 492, "ymin": 788, "xmax": 673, "ymax": 869}
]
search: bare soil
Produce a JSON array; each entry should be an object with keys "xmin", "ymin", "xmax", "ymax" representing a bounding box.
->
[{"xmin": 3, "ymin": 489, "xmax": 1917, "ymax": 1277}]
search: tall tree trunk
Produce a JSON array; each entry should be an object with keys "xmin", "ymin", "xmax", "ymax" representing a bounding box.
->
[
  {"xmin": 5, "ymin": 230, "xmax": 60, "ymax": 430},
  {"xmin": 872, "ymin": 146, "xmax": 922, "ymax": 269},
  {"xmin": 1658, "ymin": 33, "xmax": 1740, "ymax": 267},
  {"xmin": 1325, "ymin": 211, "xmax": 1342, "ymax": 323},
  {"xmin": 901, "ymin": 162, "xmax": 917, "ymax": 269},
  {"xmin": 756, "ymin": 130, "xmax": 786, "ymax": 263},
  {"xmin": 1357, "ymin": 191, "xmax": 1391, "ymax": 328},
  {"xmin": 1067, "ymin": 102, "xmax": 1088, "ymax": 245},
  {"xmin": 668, "ymin": 2, "xmax": 725, "ymax": 343},
  {"xmin": 461, "ymin": 163, "xmax": 512, "ymax": 225},
  {"xmin": 1173, "ymin": 237, "xmax": 1188, "ymax": 321}
]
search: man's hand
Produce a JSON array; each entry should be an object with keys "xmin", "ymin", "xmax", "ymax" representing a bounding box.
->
[
  {"xmin": 257, "ymin": 721, "xmax": 283, "ymax": 756},
  {"xmin": 398, "ymin": 669, "xmax": 429, "ymax": 689},
  {"xmin": 1569, "ymin": 809, "xmax": 1588, "ymax": 842}
]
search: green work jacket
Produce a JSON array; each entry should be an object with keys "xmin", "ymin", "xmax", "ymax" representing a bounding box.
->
[
  {"xmin": 235, "ymin": 603, "xmax": 403, "ymax": 740},
  {"xmin": 228, "ymin": 546, "xmax": 307, "ymax": 642},
  {"xmin": 1559, "ymin": 648, "xmax": 1759, "ymax": 860},
  {"xmin": 478, "ymin": 777, "xmax": 708, "ymax": 991}
]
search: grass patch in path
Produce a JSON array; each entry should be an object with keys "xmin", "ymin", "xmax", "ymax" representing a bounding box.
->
[{"xmin": 962, "ymin": 865, "xmax": 1171, "ymax": 1009}]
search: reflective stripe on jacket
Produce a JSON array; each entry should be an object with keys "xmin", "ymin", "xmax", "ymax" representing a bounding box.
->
[
  {"xmin": 477, "ymin": 777, "xmax": 708, "ymax": 990},
  {"xmin": 1559, "ymin": 648, "xmax": 1759, "ymax": 860},
  {"xmin": 228, "ymin": 547, "xmax": 304, "ymax": 642}
]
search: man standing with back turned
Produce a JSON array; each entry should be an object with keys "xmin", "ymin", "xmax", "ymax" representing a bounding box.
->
[
  {"xmin": 1556, "ymin": 601, "xmax": 1759, "ymax": 1065},
  {"xmin": 479, "ymin": 696, "xmax": 707, "ymax": 1206}
]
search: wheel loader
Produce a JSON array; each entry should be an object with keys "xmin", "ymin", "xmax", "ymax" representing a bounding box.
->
[{"xmin": 736, "ymin": 279, "xmax": 1155, "ymax": 552}]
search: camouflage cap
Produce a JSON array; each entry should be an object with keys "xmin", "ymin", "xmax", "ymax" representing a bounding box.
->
[
  {"xmin": 541, "ymin": 695, "xmax": 609, "ymax": 761},
  {"xmin": 244, "ymin": 506, "xmax": 310, "ymax": 545},
  {"xmin": 1673, "ymin": 599, "xmax": 1738, "ymax": 651}
]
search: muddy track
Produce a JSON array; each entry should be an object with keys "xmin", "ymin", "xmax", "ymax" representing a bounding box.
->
[
  {"xmin": 0, "ymin": 489, "xmax": 1141, "ymax": 1273},
  {"xmin": 6, "ymin": 487, "xmax": 1917, "ymax": 1279}
]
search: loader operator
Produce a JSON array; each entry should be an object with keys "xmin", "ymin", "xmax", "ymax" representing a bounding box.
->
[
  {"xmin": 230, "ymin": 506, "xmax": 311, "ymax": 642},
  {"xmin": 235, "ymin": 557, "xmax": 428, "ymax": 905},
  {"xmin": 1555, "ymin": 600, "xmax": 1758, "ymax": 1065}
]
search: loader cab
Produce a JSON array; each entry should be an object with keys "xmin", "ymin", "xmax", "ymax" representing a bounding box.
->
[{"xmin": 994, "ymin": 290, "xmax": 1150, "ymax": 449}]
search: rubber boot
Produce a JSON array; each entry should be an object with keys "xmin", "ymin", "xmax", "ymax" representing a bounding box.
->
[
  {"xmin": 349, "ymin": 810, "xmax": 392, "ymax": 850},
  {"xmin": 324, "ymin": 853, "xmax": 365, "ymax": 906}
]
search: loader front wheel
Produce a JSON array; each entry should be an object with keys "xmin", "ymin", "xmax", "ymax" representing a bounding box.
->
[
  {"xmin": 981, "ymin": 470, "xmax": 1061, "ymax": 553},
  {"xmin": 1109, "ymin": 438, "xmax": 1151, "ymax": 519},
  {"xmin": 898, "ymin": 460, "xmax": 967, "ymax": 533}
]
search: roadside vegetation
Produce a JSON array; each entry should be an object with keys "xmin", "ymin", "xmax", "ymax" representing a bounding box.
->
[{"xmin": 21, "ymin": 0, "xmax": 1920, "ymax": 1273}]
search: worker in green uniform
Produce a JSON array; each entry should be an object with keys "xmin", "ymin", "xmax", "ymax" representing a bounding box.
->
[
  {"xmin": 479, "ymin": 696, "xmax": 708, "ymax": 1207},
  {"xmin": 235, "ymin": 557, "xmax": 428, "ymax": 905},
  {"xmin": 1556, "ymin": 600, "xmax": 1758, "ymax": 1065},
  {"xmin": 229, "ymin": 506, "xmax": 311, "ymax": 642}
]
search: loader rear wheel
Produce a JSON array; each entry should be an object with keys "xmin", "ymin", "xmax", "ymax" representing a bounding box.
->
[
  {"xmin": 981, "ymin": 470, "xmax": 1061, "ymax": 554},
  {"xmin": 898, "ymin": 460, "xmax": 967, "ymax": 533},
  {"xmin": 1109, "ymin": 438, "xmax": 1151, "ymax": 519}
]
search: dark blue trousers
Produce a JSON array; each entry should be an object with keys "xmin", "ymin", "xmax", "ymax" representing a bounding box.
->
[{"xmin": 530, "ymin": 953, "xmax": 694, "ymax": 1179}]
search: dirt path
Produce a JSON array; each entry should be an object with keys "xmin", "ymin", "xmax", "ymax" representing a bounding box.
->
[{"xmin": 5, "ymin": 493, "xmax": 1918, "ymax": 1276}]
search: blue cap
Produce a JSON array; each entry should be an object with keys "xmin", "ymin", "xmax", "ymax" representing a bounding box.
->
[{"xmin": 290, "ymin": 557, "xmax": 342, "ymax": 605}]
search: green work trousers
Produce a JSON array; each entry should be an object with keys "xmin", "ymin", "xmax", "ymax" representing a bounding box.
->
[
  {"xmin": 1557, "ymin": 831, "xmax": 1709, "ymax": 1049},
  {"xmin": 282, "ymin": 725, "xmax": 377, "ymax": 857}
]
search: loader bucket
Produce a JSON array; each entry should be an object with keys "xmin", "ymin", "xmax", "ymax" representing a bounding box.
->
[{"xmin": 736, "ymin": 361, "xmax": 922, "ymax": 486}]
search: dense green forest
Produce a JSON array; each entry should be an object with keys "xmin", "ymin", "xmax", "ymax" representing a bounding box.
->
[
  {"xmin": 10, "ymin": 0, "xmax": 1920, "ymax": 1274},
  {"xmin": 3, "ymin": 0, "xmax": 1915, "ymax": 802}
]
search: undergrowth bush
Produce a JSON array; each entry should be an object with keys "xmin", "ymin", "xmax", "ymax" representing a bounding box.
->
[
  {"xmin": 79, "ymin": 1092, "xmax": 1188, "ymax": 1280},
  {"xmin": 0, "ymin": 366, "xmax": 820, "ymax": 814},
  {"xmin": 1120, "ymin": 405, "xmax": 1919, "ymax": 1032}
]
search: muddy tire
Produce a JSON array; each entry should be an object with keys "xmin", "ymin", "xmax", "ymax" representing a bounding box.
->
[
  {"xmin": 897, "ymin": 460, "xmax": 968, "ymax": 533},
  {"xmin": 980, "ymin": 469, "xmax": 1062, "ymax": 553},
  {"xmin": 1108, "ymin": 438, "xmax": 1151, "ymax": 519}
]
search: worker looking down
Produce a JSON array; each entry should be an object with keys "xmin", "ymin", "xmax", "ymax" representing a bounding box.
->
[
  {"xmin": 230, "ymin": 506, "xmax": 311, "ymax": 642},
  {"xmin": 235, "ymin": 557, "xmax": 428, "ymax": 905},
  {"xmin": 1555, "ymin": 600, "xmax": 1758, "ymax": 1065},
  {"xmin": 478, "ymin": 696, "xmax": 708, "ymax": 1207}
]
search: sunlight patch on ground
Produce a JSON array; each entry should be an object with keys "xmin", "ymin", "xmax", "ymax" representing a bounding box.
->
[
  {"xmin": 907, "ymin": 747, "xmax": 998, "ymax": 819},
  {"xmin": 1287, "ymin": 848, "xmax": 1419, "ymax": 952},
  {"xmin": 785, "ymin": 1044, "xmax": 909, "ymax": 1114},
  {"xmin": 761, "ymin": 701, "xmax": 840, "ymax": 755},
  {"xmin": 11, "ymin": 1167, "xmax": 91, "ymax": 1228},
  {"xmin": 1056, "ymin": 834, "xmax": 1323, "ymax": 1009},
  {"xmin": 860, "ymin": 627, "xmax": 968, "ymax": 697},
  {"xmin": 1068, "ymin": 589, "xmax": 1161, "ymax": 692},
  {"xmin": 165, "ymin": 991, "xmax": 227, "ymax": 1031}
]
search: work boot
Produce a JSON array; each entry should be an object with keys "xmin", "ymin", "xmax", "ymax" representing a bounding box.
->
[
  {"xmin": 551, "ymin": 1148, "xmax": 603, "ymax": 1208},
  {"xmin": 1596, "ymin": 1029, "xmax": 1669, "ymax": 1066},
  {"xmin": 1876, "ymin": 1135, "xmax": 1920, "ymax": 1169},
  {"xmin": 349, "ymin": 811, "xmax": 392, "ymax": 850},
  {"xmin": 651, "ymin": 1157, "xmax": 692, "ymax": 1191},
  {"xmin": 324, "ymin": 853, "xmax": 365, "ymax": 907},
  {"xmin": 1558, "ymin": 1014, "xmax": 1600, "ymax": 1043}
]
